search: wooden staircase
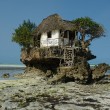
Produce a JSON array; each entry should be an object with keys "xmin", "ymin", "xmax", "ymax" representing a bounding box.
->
[{"xmin": 62, "ymin": 47, "xmax": 74, "ymax": 67}]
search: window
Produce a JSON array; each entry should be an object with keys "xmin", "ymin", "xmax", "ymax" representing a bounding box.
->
[
  {"xmin": 64, "ymin": 31, "xmax": 68, "ymax": 38},
  {"xmin": 47, "ymin": 31, "xmax": 51, "ymax": 38}
]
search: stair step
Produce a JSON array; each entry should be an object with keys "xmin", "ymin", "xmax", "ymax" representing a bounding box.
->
[
  {"xmin": 65, "ymin": 52, "xmax": 73, "ymax": 54},
  {"xmin": 65, "ymin": 57, "xmax": 72, "ymax": 58},
  {"xmin": 65, "ymin": 48, "xmax": 72, "ymax": 49},
  {"xmin": 62, "ymin": 47, "xmax": 74, "ymax": 67},
  {"xmin": 65, "ymin": 59, "xmax": 72, "ymax": 61}
]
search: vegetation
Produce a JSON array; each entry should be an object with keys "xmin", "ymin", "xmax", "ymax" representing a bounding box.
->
[
  {"xmin": 72, "ymin": 17, "xmax": 105, "ymax": 48},
  {"xmin": 12, "ymin": 20, "xmax": 36, "ymax": 48}
]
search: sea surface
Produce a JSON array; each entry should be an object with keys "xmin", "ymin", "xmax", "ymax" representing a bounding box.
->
[{"xmin": 0, "ymin": 65, "xmax": 25, "ymax": 80}]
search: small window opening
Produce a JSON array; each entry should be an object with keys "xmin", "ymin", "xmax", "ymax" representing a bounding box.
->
[{"xmin": 47, "ymin": 31, "xmax": 52, "ymax": 38}]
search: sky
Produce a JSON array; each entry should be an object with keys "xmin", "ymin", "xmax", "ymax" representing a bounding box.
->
[{"xmin": 0, "ymin": 0, "xmax": 110, "ymax": 65}]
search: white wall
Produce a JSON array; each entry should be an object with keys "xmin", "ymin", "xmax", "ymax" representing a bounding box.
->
[
  {"xmin": 40, "ymin": 30, "xmax": 59, "ymax": 47},
  {"xmin": 40, "ymin": 33, "xmax": 47, "ymax": 47}
]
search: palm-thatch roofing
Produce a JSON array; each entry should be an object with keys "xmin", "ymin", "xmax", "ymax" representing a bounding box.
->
[{"xmin": 33, "ymin": 14, "xmax": 74, "ymax": 36}]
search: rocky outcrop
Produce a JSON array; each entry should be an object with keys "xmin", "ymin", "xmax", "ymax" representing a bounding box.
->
[
  {"xmin": 48, "ymin": 62, "xmax": 110, "ymax": 84},
  {"xmin": 20, "ymin": 48, "xmax": 40, "ymax": 65},
  {"xmin": 20, "ymin": 48, "xmax": 110, "ymax": 84},
  {"xmin": 2, "ymin": 73, "xmax": 10, "ymax": 78},
  {"xmin": 20, "ymin": 48, "xmax": 60, "ymax": 73},
  {"xmin": 92, "ymin": 63, "xmax": 110, "ymax": 81},
  {"xmin": 48, "ymin": 61, "xmax": 92, "ymax": 84}
]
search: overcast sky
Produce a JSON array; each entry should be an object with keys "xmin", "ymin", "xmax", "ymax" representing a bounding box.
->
[{"xmin": 0, "ymin": 0, "xmax": 110, "ymax": 64}]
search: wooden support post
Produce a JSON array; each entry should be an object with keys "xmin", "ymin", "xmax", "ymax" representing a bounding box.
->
[{"xmin": 67, "ymin": 31, "xmax": 69, "ymax": 46}]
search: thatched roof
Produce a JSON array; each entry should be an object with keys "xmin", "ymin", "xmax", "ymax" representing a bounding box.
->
[{"xmin": 33, "ymin": 14, "xmax": 74, "ymax": 36}]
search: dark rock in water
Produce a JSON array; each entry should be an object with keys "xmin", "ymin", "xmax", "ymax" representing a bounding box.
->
[
  {"xmin": 92, "ymin": 63, "xmax": 110, "ymax": 81},
  {"xmin": 2, "ymin": 73, "xmax": 10, "ymax": 78}
]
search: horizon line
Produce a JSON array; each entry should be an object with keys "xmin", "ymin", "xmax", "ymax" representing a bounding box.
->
[{"xmin": 0, "ymin": 64, "xmax": 26, "ymax": 68}]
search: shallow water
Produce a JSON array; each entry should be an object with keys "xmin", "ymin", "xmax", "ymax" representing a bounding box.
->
[{"xmin": 0, "ymin": 67, "xmax": 25, "ymax": 80}]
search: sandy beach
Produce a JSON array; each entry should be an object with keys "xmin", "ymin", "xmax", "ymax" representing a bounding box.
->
[{"xmin": 0, "ymin": 72, "xmax": 110, "ymax": 110}]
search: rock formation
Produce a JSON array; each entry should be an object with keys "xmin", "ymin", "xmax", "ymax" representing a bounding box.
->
[
  {"xmin": 20, "ymin": 48, "xmax": 110, "ymax": 84},
  {"xmin": 92, "ymin": 63, "xmax": 110, "ymax": 81},
  {"xmin": 2, "ymin": 73, "xmax": 10, "ymax": 78}
]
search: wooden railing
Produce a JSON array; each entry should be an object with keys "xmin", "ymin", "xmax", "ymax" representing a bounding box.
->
[{"xmin": 34, "ymin": 38, "xmax": 74, "ymax": 48}]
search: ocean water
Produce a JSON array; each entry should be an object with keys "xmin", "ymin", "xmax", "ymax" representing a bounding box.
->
[{"xmin": 0, "ymin": 67, "xmax": 25, "ymax": 80}]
